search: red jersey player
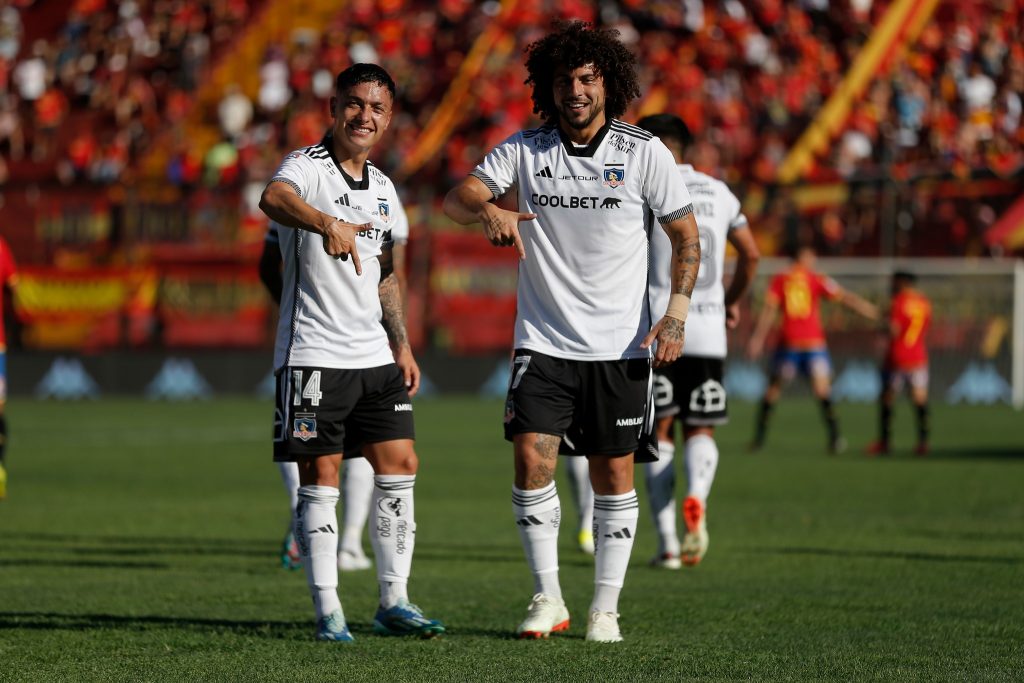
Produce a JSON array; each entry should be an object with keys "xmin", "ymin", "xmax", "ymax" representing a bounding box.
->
[
  {"xmin": 747, "ymin": 246, "xmax": 878, "ymax": 453},
  {"xmin": 868, "ymin": 271, "xmax": 932, "ymax": 456},
  {"xmin": 0, "ymin": 235, "xmax": 18, "ymax": 499}
]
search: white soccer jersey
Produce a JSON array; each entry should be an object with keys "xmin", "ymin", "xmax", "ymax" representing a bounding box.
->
[
  {"xmin": 472, "ymin": 120, "xmax": 693, "ymax": 361},
  {"xmin": 649, "ymin": 164, "xmax": 748, "ymax": 359},
  {"xmin": 269, "ymin": 134, "xmax": 407, "ymax": 371}
]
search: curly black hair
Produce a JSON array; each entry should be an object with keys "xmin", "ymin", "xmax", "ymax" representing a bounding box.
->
[{"xmin": 524, "ymin": 21, "xmax": 641, "ymax": 123}]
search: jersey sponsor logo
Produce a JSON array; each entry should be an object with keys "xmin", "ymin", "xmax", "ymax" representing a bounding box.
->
[
  {"xmin": 558, "ymin": 173, "xmax": 598, "ymax": 181},
  {"xmin": 615, "ymin": 416, "xmax": 643, "ymax": 426},
  {"xmin": 607, "ymin": 133, "xmax": 636, "ymax": 153},
  {"xmin": 600, "ymin": 198, "xmax": 620, "ymax": 209},
  {"xmin": 293, "ymin": 413, "xmax": 318, "ymax": 441},
  {"xmin": 535, "ymin": 166, "xmax": 553, "ymax": 178},
  {"xmin": 335, "ymin": 194, "xmax": 350, "ymax": 207},
  {"xmin": 603, "ymin": 164, "xmax": 625, "ymax": 188},
  {"xmin": 394, "ymin": 403, "xmax": 412, "ymax": 411},
  {"xmin": 531, "ymin": 193, "xmax": 615, "ymax": 209},
  {"xmin": 356, "ymin": 226, "xmax": 392, "ymax": 242}
]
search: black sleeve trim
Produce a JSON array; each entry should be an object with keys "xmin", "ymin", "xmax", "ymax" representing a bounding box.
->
[
  {"xmin": 270, "ymin": 177, "xmax": 303, "ymax": 200},
  {"xmin": 659, "ymin": 203, "xmax": 694, "ymax": 224},
  {"xmin": 470, "ymin": 170, "xmax": 502, "ymax": 200}
]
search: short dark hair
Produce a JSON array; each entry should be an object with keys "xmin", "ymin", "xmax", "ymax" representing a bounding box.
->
[
  {"xmin": 893, "ymin": 270, "xmax": 917, "ymax": 285},
  {"xmin": 524, "ymin": 21, "xmax": 641, "ymax": 122},
  {"xmin": 335, "ymin": 63, "xmax": 396, "ymax": 101},
  {"xmin": 635, "ymin": 114, "xmax": 693, "ymax": 148}
]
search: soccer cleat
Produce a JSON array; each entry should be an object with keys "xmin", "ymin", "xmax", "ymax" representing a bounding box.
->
[
  {"xmin": 517, "ymin": 593, "xmax": 570, "ymax": 639},
  {"xmin": 577, "ymin": 529, "xmax": 595, "ymax": 555},
  {"xmin": 281, "ymin": 530, "xmax": 302, "ymax": 570},
  {"xmin": 373, "ymin": 600, "xmax": 445, "ymax": 638},
  {"xmin": 337, "ymin": 547, "xmax": 373, "ymax": 572},
  {"xmin": 315, "ymin": 609, "xmax": 355, "ymax": 642},
  {"xmin": 681, "ymin": 496, "xmax": 709, "ymax": 566},
  {"xmin": 649, "ymin": 552, "xmax": 682, "ymax": 570},
  {"xmin": 585, "ymin": 610, "xmax": 623, "ymax": 642},
  {"xmin": 865, "ymin": 441, "xmax": 890, "ymax": 457}
]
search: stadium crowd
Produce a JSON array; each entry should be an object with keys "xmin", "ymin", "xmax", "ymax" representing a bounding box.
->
[{"xmin": 0, "ymin": 0, "xmax": 1021, "ymax": 256}]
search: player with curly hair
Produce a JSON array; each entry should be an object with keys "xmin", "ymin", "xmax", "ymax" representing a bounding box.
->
[{"xmin": 445, "ymin": 21, "xmax": 701, "ymax": 643}]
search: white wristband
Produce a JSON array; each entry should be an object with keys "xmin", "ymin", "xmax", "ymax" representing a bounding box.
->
[{"xmin": 665, "ymin": 293, "xmax": 690, "ymax": 322}]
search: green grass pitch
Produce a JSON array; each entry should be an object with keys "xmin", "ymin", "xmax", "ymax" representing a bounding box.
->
[{"xmin": 1, "ymin": 396, "xmax": 1022, "ymax": 681}]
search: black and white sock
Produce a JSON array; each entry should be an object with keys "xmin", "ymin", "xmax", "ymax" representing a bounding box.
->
[{"xmin": 512, "ymin": 482, "xmax": 562, "ymax": 599}]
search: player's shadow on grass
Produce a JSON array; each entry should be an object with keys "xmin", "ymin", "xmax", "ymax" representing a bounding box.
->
[
  {"xmin": 759, "ymin": 546, "xmax": 1022, "ymax": 565},
  {"xmin": 0, "ymin": 531, "xmax": 274, "ymax": 559},
  {"xmin": 920, "ymin": 446, "xmax": 1024, "ymax": 461},
  {"xmin": 0, "ymin": 611, "xmax": 516, "ymax": 640}
]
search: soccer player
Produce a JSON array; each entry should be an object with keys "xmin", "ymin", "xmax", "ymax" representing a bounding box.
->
[
  {"xmin": 0, "ymin": 235, "xmax": 17, "ymax": 500},
  {"xmin": 867, "ymin": 271, "xmax": 932, "ymax": 456},
  {"xmin": 260, "ymin": 223, "xmax": 412, "ymax": 571},
  {"xmin": 636, "ymin": 114, "xmax": 760, "ymax": 569},
  {"xmin": 747, "ymin": 245, "xmax": 878, "ymax": 453},
  {"xmin": 443, "ymin": 22, "xmax": 701, "ymax": 643},
  {"xmin": 259, "ymin": 63, "xmax": 443, "ymax": 641}
]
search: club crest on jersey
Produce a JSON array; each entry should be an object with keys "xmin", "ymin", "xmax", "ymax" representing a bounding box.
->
[
  {"xmin": 378, "ymin": 198, "xmax": 391, "ymax": 223},
  {"xmin": 603, "ymin": 164, "xmax": 625, "ymax": 188},
  {"xmin": 293, "ymin": 413, "xmax": 317, "ymax": 441}
]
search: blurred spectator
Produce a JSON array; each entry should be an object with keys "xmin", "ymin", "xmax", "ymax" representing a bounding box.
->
[{"xmin": 218, "ymin": 83, "xmax": 253, "ymax": 142}]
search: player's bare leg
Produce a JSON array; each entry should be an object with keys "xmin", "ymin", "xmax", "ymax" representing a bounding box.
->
[
  {"xmin": 645, "ymin": 415, "xmax": 680, "ymax": 568},
  {"xmin": 587, "ymin": 454, "xmax": 638, "ymax": 642},
  {"xmin": 363, "ymin": 439, "xmax": 443, "ymax": 638},
  {"xmin": 513, "ymin": 432, "xmax": 569, "ymax": 639},
  {"xmin": 295, "ymin": 453, "xmax": 351, "ymax": 641}
]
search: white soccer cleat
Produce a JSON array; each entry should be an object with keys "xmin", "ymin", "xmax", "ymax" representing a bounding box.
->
[
  {"xmin": 337, "ymin": 547, "xmax": 373, "ymax": 572},
  {"xmin": 681, "ymin": 496, "xmax": 709, "ymax": 566},
  {"xmin": 516, "ymin": 593, "xmax": 570, "ymax": 639},
  {"xmin": 585, "ymin": 610, "xmax": 623, "ymax": 642},
  {"xmin": 649, "ymin": 552, "xmax": 682, "ymax": 570}
]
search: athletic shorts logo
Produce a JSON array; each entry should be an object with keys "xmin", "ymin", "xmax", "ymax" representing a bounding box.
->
[
  {"xmin": 378, "ymin": 497, "xmax": 407, "ymax": 517},
  {"xmin": 690, "ymin": 379, "xmax": 727, "ymax": 413},
  {"xmin": 603, "ymin": 165, "xmax": 625, "ymax": 188},
  {"xmin": 292, "ymin": 413, "xmax": 318, "ymax": 441},
  {"xmin": 394, "ymin": 403, "xmax": 412, "ymax": 412},
  {"xmin": 615, "ymin": 416, "xmax": 643, "ymax": 427}
]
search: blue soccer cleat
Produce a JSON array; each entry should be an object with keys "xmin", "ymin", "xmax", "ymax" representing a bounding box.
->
[
  {"xmin": 281, "ymin": 530, "xmax": 302, "ymax": 570},
  {"xmin": 373, "ymin": 600, "xmax": 445, "ymax": 638},
  {"xmin": 315, "ymin": 610, "xmax": 354, "ymax": 642}
]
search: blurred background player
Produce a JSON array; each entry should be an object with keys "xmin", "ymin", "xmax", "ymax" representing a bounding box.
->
[
  {"xmin": 747, "ymin": 245, "xmax": 878, "ymax": 453},
  {"xmin": 637, "ymin": 113, "xmax": 760, "ymax": 568},
  {"xmin": 260, "ymin": 200, "xmax": 409, "ymax": 571},
  {"xmin": 868, "ymin": 271, "xmax": 933, "ymax": 456},
  {"xmin": 0, "ymin": 235, "xmax": 17, "ymax": 500},
  {"xmin": 563, "ymin": 452, "xmax": 595, "ymax": 555},
  {"xmin": 260, "ymin": 63, "xmax": 442, "ymax": 641},
  {"xmin": 444, "ymin": 22, "xmax": 701, "ymax": 642}
]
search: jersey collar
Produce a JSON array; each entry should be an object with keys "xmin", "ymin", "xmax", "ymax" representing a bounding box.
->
[
  {"xmin": 321, "ymin": 133, "xmax": 370, "ymax": 191},
  {"xmin": 557, "ymin": 119, "xmax": 612, "ymax": 158}
]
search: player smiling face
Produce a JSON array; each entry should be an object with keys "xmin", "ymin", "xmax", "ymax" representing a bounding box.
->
[
  {"xmin": 331, "ymin": 81, "xmax": 393, "ymax": 157},
  {"xmin": 552, "ymin": 63, "xmax": 606, "ymax": 133}
]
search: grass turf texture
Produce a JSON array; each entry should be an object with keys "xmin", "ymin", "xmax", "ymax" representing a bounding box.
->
[{"xmin": 1, "ymin": 396, "xmax": 1022, "ymax": 681}]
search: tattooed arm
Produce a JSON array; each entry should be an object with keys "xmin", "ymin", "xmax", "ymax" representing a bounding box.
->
[
  {"xmin": 642, "ymin": 211, "xmax": 701, "ymax": 368},
  {"xmin": 379, "ymin": 248, "xmax": 420, "ymax": 396}
]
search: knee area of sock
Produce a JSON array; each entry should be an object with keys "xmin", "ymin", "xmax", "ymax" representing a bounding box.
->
[{"xmin": 298, "ymin": 485, "xmax": 340, "ymax": 505}]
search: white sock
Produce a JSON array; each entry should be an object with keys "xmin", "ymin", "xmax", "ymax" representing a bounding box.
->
[
  {"xmin": 591, "ymin": 490, "xmax": 639, "ymax": 614},
  {"xmin": 340, "ymin": 457, "xmax": 374, "ymax": 555},
  {"xmin": 564, "ymin": 456, "xmax": 594, "ymax": 534},
  {"xmin": 685, "ymin": 434, "xmax": 719, "ymax": 503},
  {"xmin": 512, "ymin": 482, "xmax": 562, "ymax": 599},
  {"xmin": 277, "ymin": 461, "xmax": 300, "ymax": 526},
  {"xmin": 295, "ymin": 485, "xmax": 341, "ymax": 620},
  {"xmin": 644, "ymin": 440, "xmax": 679, "ymax": 556},
  {"xmin": 370, "ymin": 474, "xmax": 415, "ymax": 608}
]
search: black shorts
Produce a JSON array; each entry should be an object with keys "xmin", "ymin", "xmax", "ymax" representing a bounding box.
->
[
  {"xmin": 273, "ymin": 364, "xmax": 415, "ymax": 461},
  {"xmin": 503, "ymin": 349, "xmax": 657, "ymax": 462},
  {"xmin": 653, "ymin": 356, "xmax": 728, "ymax": 426}
]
